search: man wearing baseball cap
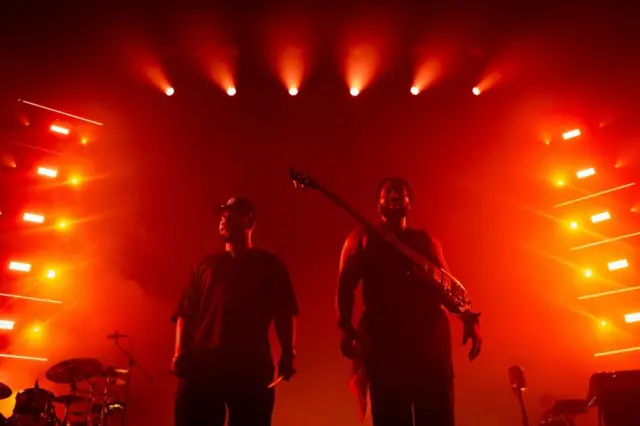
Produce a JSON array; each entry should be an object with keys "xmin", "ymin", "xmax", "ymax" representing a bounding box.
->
[{"xmin": 172, "ymin": 197, "xmax": 299, "ymax": 426}]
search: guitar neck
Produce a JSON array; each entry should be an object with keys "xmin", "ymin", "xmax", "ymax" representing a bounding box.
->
[{"xmin": 315, "ymin": 186, "xmax": 429, "ymax": 267}]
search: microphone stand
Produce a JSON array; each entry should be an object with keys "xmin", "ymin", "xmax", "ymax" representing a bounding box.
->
[{"xmin": 112, "ymin": 334, "xmax": 154, "ymax": 426}]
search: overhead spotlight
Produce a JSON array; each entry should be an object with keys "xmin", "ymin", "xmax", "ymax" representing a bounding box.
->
[
  {"xmin": 569, "ymin": 221, "xmax": 579, "ymax": 230},
  {"xmin": 350, "ymin": 87, "xmax": 360, "ymax": 97},
  {"xmin": 584, "ymin": 269, "xmax": 593, "ymax": 278},
  {"xmin": 410, "ymin": 86, "xmax": 420, "ymax": 95},
  {"xmin": 69, "ymin": 176, "xmax": 80, "ymax": 186},
  {"xmin": 45, "ymin": 269, "xmax": 56, "ymax": 279},
  {"xmin": 472, "ymin": 87, "xmax": 481, "ymax": 96},
  {"xmin": 226, "ymin": 87, "xmax": 237, "ymax": 96},
  {"xmin": 289, "ymin": 87, "xmax": 298, "ymax": 96},
  {"xmin": 165, "ymin": 87, "xmax": 175, "ymax": 96}
]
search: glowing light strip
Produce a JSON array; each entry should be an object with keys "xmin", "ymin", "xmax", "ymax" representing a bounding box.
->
[
  {"xmin": 578, "ymin": 286, "xmax": 640, "ymax": 300},
  {"xmin": 570, "ymin": 231, "xmax": 640, "ymax": 251},
  {"xmin": 0, "ymin": 354, "xmax": 48, "ymax": 362},
  {"xmin": 17, "ymin": 99, "xmax": 104, "ymax": 126},
  {"xmin": 553, "ymin": 182, "xmax": 636, "ymax": 208},
  {"xmin": 0, "ymin": 293, "xmax": 63, "ymax": 304},
  {"xmin": 594, "ymin": 346, "xmax": 640, "ymax": 357}
]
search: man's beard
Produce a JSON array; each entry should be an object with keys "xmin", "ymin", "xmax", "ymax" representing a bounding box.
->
[{"xmin": 380, "ymin": 206, "xmax": 407, "ymax": 222}]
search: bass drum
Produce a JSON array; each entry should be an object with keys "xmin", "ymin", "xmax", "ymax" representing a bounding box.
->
[{"xmin": 8, "ymin": 388, "xmax": 57, "ymax": 426}]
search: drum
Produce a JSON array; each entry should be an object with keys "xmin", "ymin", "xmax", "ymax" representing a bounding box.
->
[{"xmin": 9, "ymin": 388, "xmax": 57, "ymax": 426}]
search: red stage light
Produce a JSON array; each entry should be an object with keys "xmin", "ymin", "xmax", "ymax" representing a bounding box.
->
[
  {"xmin": 576, "ymin": 167, "xmax": 595, "ymax": 179},
  {"xmin": 9, "ymin": 261, "xmax": 31, "ymax": 272},
  {"xmin": 23, "ymin": 212, "xmax": 45, "ymax": 224},
  {"xmin": 608, "ymin": 259, "xmax": 629, "ymax": 271},
  {"xmin": 562, "ymin": 129, "xmax": 581, "ymax": 140},
  {"xmin": 591, "ymin": 211, "xmax": 611, "ymax": 223},
  {"xmin": 50, "ymin": 124, "xmax": 70, "ymax": 135},
  {"xmin": 0, "ymin": 320, "xmax": 15, "ymax": 330},
  {"xmin": 37, "ymin": 167, "xmax": 58, "ymax": 178}
]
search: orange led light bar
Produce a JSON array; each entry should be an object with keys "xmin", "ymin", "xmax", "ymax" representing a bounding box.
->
[
  {"xmin": 0, "ymin": 354, "xmax": 48, "ymax": 362},
  {"xmin": 18, "ymin": 99, "xmax": 104, "ymax": 126},
  {"xmin": 576, "ymin": 167, "xmax": 595, "ymax": 179},
  {"xmin": 594, "ymin": 346, "xmax": 640, "ymax": 357},
  {"xmin": 0, "ymin": 293, "xmax": 62, "ymax": 304},
  {"xmin": 50, "ymin": 124, "xmax": 70, "ymax": 135},
  {"xmin": 571, "ymin": 231, "xmax": 640, "ymax": 251},
  {"xmin": 591, "ymin": 211, "xmax": 611, "ymax": 223},
  {"xmin": 578, "ymin": 286, "xmax": 640, "ymax": 300},
  {"xmin": 608, "ymin": 259, "xmax": 629, "ymax": 271},
  {"xmin": 562, "ymin": 129, "xmax": 581, "ymax": 140},
  {"xmin": 0, "ymin": 320, "xmax": 15, "ymax": 330},
  {"xmin": 23, "ymin": 212, "xmax": 44, "ymax": 223},
  {"xmin": 37, "ymin": 166, "xmax": 58, "ymax": 178},
  {"xmin": 9, "ymin": 261, "xmax": 31, "ymax": 272},
  {"xmin": 625, "ymin": 313, "xmax": 640, "ymax": 324},
  {"xmin": 554, "ymin": 182, "xmax": 636, "ymax": 208}
]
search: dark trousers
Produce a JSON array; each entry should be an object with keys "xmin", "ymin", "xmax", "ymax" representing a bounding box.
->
[
  {"xmin": 368, "ymin": 371, "xmax": 455, "ymax": 426},
  {"xmin": 175, "ymin": 377, "xmax": 275, "ymax": 426}
]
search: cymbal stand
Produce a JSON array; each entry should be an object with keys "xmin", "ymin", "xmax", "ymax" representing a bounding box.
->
[
  {"xmin": 61, "ymin": 379, "xmax": 78, "ymax": 426},
  {"xmin": 112, "ymin": 334, "xmax": 154, "ymax": 426},
  {"xmin": 98, "ymin": 380, "xmax": 111, "ymax": 426},
  {"xmin": 85, "ymin": 382, "xmax": 95, "ymax": 426}
]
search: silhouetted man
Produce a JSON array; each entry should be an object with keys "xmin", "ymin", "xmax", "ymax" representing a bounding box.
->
[
  {"xmin": 337, "ymin": 178, "xmax": 482, "ymax": 426},
  {"xmin": 172, "ymin": 197, "xmax": 298, "ymax": 426}
]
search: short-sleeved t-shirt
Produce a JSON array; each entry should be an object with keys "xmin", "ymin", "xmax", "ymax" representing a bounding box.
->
[{"xmin": 173, "ymin": 248, "xmax": 299, "ymax": 369}]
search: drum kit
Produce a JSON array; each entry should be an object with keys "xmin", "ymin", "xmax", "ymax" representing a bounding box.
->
[{"xmin": 0, "ymin": 358, "xmax": 128, "ymax": 426}]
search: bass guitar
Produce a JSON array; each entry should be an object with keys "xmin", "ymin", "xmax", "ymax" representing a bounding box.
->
[{"xmin": 288, "ymin": 167, "xmax": 479, "ymax": 319}]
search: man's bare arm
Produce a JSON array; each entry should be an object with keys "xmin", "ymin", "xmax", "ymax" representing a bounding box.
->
[
  {"xmin": 337, "ymin": 229, "xmax": 364, "ymax": 332},
  {"xmin": 274, "ymin": 315, "xmax": 296, "ymax": 356},
  {"xmin": 174, "ymin": 317, "xmax": 187, "ymax": 356}
]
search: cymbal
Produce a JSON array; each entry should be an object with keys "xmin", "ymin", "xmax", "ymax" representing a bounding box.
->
[
  {"xmin": 46, "ymin": 358, "xmax": 104, "ymax": 384},
  {"xmin": 0, "ymin": 382, "xmax": 12, "ymax": 400},
  {"xmin": 101, "ymin": 366, "xmax": 129, "ymax": 386},
  {"xmin": 54, "ymin": 394, "xmax": 87, "ymax": 405}
]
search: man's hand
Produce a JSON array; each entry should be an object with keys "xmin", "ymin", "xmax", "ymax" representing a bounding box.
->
[
  {"xmin": 339, "ymin": 327, "xmax": 360, "ymax": 360},
  {"xmin": 278, "ymin": 352, "xmax": 296, "ymax": 381},
  {"xmin": 462, "ymin": 316, "xmax": 482, "ymax": 361},
  {"xmin": 171, "ymin": 352, "xmax": 188, "ymax": 378}
]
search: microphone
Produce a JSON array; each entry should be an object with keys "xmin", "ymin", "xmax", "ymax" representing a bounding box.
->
[
  {"xmin": 107, "ymin": 331, "xmax": 129, "ymax": 340},
  {"xmin": 508, "ymin": 365, "xmax": 527, "ymax": 394}
]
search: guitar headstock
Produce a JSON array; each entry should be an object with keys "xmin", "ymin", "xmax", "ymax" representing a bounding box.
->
[{"xmin": 289, "ymin": 168, "xmax": 318, "ymax": 190}]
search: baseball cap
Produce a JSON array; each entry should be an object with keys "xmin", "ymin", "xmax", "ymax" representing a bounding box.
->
[{"xmin": 216, "ymin": 197, "xmax": 256, "ymax": 218}]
